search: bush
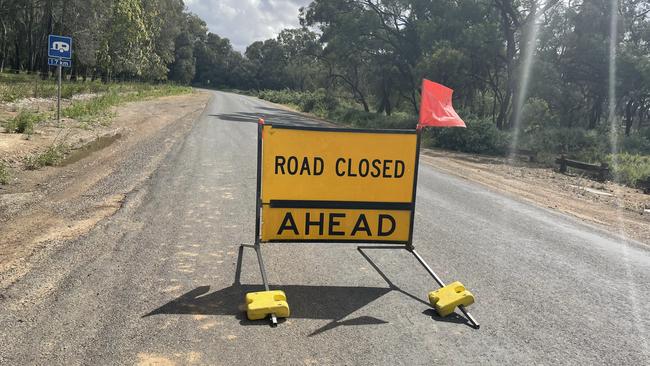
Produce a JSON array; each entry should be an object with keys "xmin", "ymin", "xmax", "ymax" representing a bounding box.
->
[
  {"xmin": 607, "ymin": 153, "xmax": 650, "ymax": 187},
  {"xmin": 63, "ymin": 91, "xmax": 121, "ymax": 119},
  {"xmin": 258, "ymin": 89, "xmax": 338, "ymax": 115},
  {"xmin": 621, "ymin": 134, "xmax": 650, "ymax": 155},
  {"xmin": 424, "ymin": 115, "xmax": 510, "ymax": 155},
  {"xmin": 0, "ymin": 162, "xmax": 10, "ymax": 184},
  {"xmin": 521, "ymin": 98, "xmax": 559, "ymax": 134},
  {"xmin": 24, "ymin": 144, "xmax": 68, "ymax": 170},
  {"xmin": 0, "ymin": 72, "xmax": 189, "ymax": 104},
  {"xmin": 62, "ymin": 85, "xmax": 191, "ymax": 120},
  {"xmin": 328, "ymin": 109, "xmax": 417, "ymax": 129},
  {"xmin": 522, "ymin": 127, "xmax": 607, "ymax": 163},
  {"xmin": 3, "ymin": 110, "xmax": 42, "ymax": 134}
]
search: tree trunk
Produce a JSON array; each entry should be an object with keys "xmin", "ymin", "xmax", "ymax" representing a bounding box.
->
[
  {"xmin": 0, "ymin": 19, "xmax": 6, "ymax": 73},
  {"xmin": 588, "ymin": 96, "xmax": 602, "ymax": 129},
  {"xmin": 14, "ymin": 37, "xmax": 20, "ymax": 71},
  {"xmin": 496, "ymin": 2, "xmax": 517, "ymax": 129},
  {"xmin": 359, "ymin": 97, "xmax": 370, "ymax": 113},
  {"xmin": 624, "ymin": 99, "xmax": 634, "ymax": 136},
  {"xmin": 496, "ymin": 89, "xmax": 511, "ymax": 130}
]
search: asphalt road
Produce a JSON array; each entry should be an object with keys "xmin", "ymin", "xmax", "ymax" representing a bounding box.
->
[{"xmin": 2, "ymin": 90, "xmax": 649, "ymax": 365}]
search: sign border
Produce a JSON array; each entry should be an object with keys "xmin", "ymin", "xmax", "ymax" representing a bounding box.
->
[
  {"xmin": 268, "ymin": 123, "xmax": 416, "ymax": 134},
  {"xmin": 258, "ymin": 123, "xmax": 421, "ymax": 245},
  {"xmin": 48, "ymin": 34, "xmax": 73, "ymax": 59},
  {"xmin": 47, "ymin": 57, "xmax": 72, "ymax": 68}
]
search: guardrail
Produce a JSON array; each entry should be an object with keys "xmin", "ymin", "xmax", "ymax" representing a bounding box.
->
[{"xmin": 555, "ymin": 155, "xmax": 609, "ymax": 181}]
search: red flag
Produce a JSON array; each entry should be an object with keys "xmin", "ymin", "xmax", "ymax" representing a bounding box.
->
[{"xmin": 418, "ymin": 79, "xmax": 466, "ymax": 128}]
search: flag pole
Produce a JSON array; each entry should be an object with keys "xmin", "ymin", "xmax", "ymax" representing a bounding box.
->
[{"xmin": 410, "ymin": 80, "xmax": 479, "ymax": 328}]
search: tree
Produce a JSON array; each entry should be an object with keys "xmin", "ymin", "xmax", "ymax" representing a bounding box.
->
[
  {"xmin": 245, "ymin": 39, "xmax": 289, "ymax": 90},
  {"xmin": 169, "ymin": 13, "xmax": 207, "ymax": 84}
]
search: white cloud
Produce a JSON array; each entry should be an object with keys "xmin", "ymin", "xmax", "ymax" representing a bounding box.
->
[{"xmin": 184, "ymin": 0, "xmax": 311, "ymax": 52}]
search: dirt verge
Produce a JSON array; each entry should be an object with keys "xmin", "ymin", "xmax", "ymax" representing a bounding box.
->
[
  {"xmin": 420, "ymin": 149, "xmax": 650, "ymax": 244},
  {"xmin": 0, "ymin": 91, "xmax": 211, "ymax": 287}
]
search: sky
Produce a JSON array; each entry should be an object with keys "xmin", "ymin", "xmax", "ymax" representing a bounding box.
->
[{"xmin": 184, "ymin": 0, "xmax": 312, "ymax": 52}]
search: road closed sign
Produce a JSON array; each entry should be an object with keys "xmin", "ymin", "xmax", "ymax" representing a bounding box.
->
[
  {"xmin": 246, "ymin": 84, "xmax": 480, "ymax": 329},
  {"xmin": 260, "ymin": 124, "xmax": 418, "ymax": 243}
]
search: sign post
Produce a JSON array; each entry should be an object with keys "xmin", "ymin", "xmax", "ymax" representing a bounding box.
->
[
  {"xmin": 57, "ymin": 60, "xmax": 61, "ymax": 121},
  {"xmin": 243, "ymin": 120, "xmax": 479, "ymax": 329},
  {"xmin": 48, "ymin": 35, "xmax": 72, "ymax": 123}
]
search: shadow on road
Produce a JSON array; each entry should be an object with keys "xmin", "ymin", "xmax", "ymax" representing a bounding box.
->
[
  {"xmin": 357, "ymin": 246, "xmax": 475, "ymax": 329},
  {"xmin": 209, "ymin": 106, "xmax": 324, "ymax": 127},
  {"xmin": 143, "ymin": 283, "xmax": 391, "ymax": 336},
  {"xmin": 144, "ymin": 244, "xmax": 472, "ymax": 335}
]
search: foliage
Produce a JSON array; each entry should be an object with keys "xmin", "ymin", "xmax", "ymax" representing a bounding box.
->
[
  {"xmin": 522, "ymin": 128, "xmax": 606, "ymax": 163},
  {"xmin": 24, "ymin": 144, "xmax": 69, "ymax": 170},
  {"xmin": 3, "ymin": 110, "xmax": 43, "ymax": 134},
  {"xmin": 258, "ymin": 89, "xmax": 337, "ymax": 114},
  {"xmin": 62, "ymin": 84, "xmax": 191, "ymax": 120},
  {"xmin": 328, "ymin": 109, "xmax": 416, "ymax": 130},
  {"xmin": 0, "ymin": 161, "xmax": 9, "ymax": 185},
  {"xmin": 607, "ymin": 153, "xmax": 650, "ymax": 187},
  {"xmin": 424, "ymin": 116, "xmax": 510, "ymax": 156}
]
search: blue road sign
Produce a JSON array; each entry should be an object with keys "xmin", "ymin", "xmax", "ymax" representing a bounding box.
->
[
  {"xmin": 48, "ymin": 35, "xmax": 72, "ymax": 59},
  {"xmin": 48, "ymin": 57, "xmax": 72, "ymax": 68}
]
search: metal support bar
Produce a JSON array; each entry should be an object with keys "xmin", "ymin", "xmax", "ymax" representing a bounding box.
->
[
  {"xmin": 410, "ymin": 248, "xmax": 480, "ymax": 329},
  {"xmin": 251, "ymin": 119, "xmax": 277, "ymax": 327},
  {"xmin": 252, "ymin": 120, "xmax": 269, "ymax": 291},
  {"xmin": 254, "ymin": 244, "xmax": 270, "ymax": 292}
]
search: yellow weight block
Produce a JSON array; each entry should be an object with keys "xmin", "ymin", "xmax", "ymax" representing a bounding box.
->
[
  {"xmin": 245, "ymin": 290, "xmax": 290, "ymax": 321},
  {"xmin": 428, "ymin": 281, "xmax": 475, "ymax": 317}
]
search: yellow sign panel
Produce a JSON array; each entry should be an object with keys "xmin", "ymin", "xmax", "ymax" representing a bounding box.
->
[
  {"xmin": 262, "ymin": 208, "xmax": 411, "ymax": 242},
  {"xmin": 259, "ymin": 124, "xmax": 418, "ymax": 243},
  {"xmin": 261, "ymin": 125, "xmax": 417, "ymax": 203}
]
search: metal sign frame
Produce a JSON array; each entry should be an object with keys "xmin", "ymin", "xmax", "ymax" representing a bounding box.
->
[{"xmin": 247, "ymin": 121, "xmax": 479, "ymax": 328}]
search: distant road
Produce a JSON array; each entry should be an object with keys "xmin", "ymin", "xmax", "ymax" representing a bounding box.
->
[{"xmin": 1, "ymin": 90, "xmax": 648, "ymax": 365}]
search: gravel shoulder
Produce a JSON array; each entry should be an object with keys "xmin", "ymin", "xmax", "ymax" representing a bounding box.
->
[
  {"xmin": 420, "ymin": 149, "xmax": 650, "ymax": 244},
  {"xmin": 0, "ymin": 91, "xmax": 211, "ymax": 287}
]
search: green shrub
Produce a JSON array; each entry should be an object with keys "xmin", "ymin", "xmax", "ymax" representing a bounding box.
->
[
  {"xmin": 0, "ymin": 161, "xmax": 10, "ymax": 184},
  {"xmin": 3, "ymin": 111, "xmax": 42, "ymax": 134},
  {"xmin": 522, "ymin": 127, "xmax": 607, "ymax": 163},
  {"xmin": 329, "ymin": 109, "xmax": 417, "ymax": 129},
  {"xmin": 607, "ymin": 153, "xmax": 650, "ymax": 187},
  {"xmin": 521, "ymin": 98, "xmax": 559, "ymax": 134},
  {"xmin": 0, "ymin": 72, "xmax": 188, "ymax": 103},
  {"xmin": 63, "ymin": 91, "xmax": 121, "ymax": 119},
  {"xmin": 424, "ymin": 115, "xmax": 510, "ymax": 155},
  {"xmin": 621, "ymin": 134, "xmax": 650, "ymax": 155},
  {"xmin": 258, "ymin": 89, "xmax": 339, "ymax": 115},
  {"xmin": 24, "ymin": 144, "xmax": 68, "ymax": 170},
  {"xmin": 62, "ymin": 85, "xmax": 191, "ymax": 120}
]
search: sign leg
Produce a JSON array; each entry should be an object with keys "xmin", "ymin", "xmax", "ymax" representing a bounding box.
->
[
  {"xmin": 254, "ymin": 240, "xmax": 270, "ymax": 292},
  {"xmin": 251, "ymin": 120, "xmax": 278, "ymax": 326},
  {"xmin": 253, "ymin": 121, "xmax": 270, "ymax": 291}
]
